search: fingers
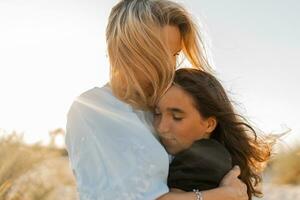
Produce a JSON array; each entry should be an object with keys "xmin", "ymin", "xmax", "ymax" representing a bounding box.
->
[
  {"xmin": 230, "ymin": 165, "xmax": 241, "ymax": 178},
  {"xmin": 238, "ymin": 179, "xmax": 247, "ymax": 191},
  {"xmin": 242, "ymin": 182, "xmax": 247, "ymax": 194},
  {"xmin": 220, "ymin": 165, "xmax": 242, "ymax": 187},
  {"xmin": 237, "ymin": 179, "xmax": 248, "ymax": 200},
  {"xmin": 223, "ymin": 165, "xmax": 240, "ymax": 181}
]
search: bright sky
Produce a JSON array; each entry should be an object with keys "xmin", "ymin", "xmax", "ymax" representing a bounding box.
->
[{"xmin": 0, "ymin": 0, "xmax": 299, "ymax": 147}]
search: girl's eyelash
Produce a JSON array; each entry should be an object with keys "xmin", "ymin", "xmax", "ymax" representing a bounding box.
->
[{"xmin": 173, "ymin": 116, "xmax": 183, "ymax": 121}]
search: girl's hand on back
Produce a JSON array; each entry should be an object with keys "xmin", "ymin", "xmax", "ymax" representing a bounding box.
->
[{"xmin": 220, "ymin": 166, "xmax": 248, "ymax": 200}]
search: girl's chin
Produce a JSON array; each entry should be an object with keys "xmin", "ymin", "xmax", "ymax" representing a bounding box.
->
[
  {"xmin": 162, "ymin": 139, "xmax": 181, "ymax": 155},
  {"xmin": 161, "ymin": 138, "xmax": 176, "ymax": 147}
]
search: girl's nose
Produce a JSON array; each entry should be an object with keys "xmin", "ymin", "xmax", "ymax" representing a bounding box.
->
[{"xmin": 157, "ymin": 116, "xmax": 170, "ymax": 136}]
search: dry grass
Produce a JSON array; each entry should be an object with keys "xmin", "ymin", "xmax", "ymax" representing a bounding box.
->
[
  {"xmin": 269, "ymin": 144, "xmax": 300, "ymax": 185},
  {"xmin": 0, "ymin": 132, "xmax": 77, "ymax": 200}
]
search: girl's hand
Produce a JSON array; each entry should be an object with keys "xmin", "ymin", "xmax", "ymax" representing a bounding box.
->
[{"xmin": 220, "ymin": 165, "xmax": 248, "ymax": 200}]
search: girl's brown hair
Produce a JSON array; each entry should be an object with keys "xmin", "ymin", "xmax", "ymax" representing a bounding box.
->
[
  {"xmin": 106, "ymin": 0, "xmax": 210, "ymax": 109},
  {"xmin": 173, "ymin": 68, "xmax": 271, "ymax": 199}
]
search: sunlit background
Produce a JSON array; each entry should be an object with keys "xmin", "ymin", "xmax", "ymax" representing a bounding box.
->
[{"xmin": 0, "ymin": 0, "xmax": 299, "ymax": 147}]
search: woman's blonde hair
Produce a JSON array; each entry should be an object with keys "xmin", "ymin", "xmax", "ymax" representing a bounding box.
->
[{"xmin": 106, "ymin": 0, "xmax": 210, "ymax": 109}]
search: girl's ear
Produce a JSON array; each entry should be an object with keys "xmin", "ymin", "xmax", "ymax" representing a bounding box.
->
[{"xmin": 206, "ymin": 116, "xmax": 217, "ymax": 134}]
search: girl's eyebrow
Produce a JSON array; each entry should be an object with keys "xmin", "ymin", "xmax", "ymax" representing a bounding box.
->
[{"xmin": 167, "ymin": 107, "xmax": 185, "ymax": 114}]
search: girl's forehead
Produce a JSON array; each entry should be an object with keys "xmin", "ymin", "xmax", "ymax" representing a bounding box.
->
[{"xmin": 157, "ymin": 86, "xmax": 194, "ymax": 109}]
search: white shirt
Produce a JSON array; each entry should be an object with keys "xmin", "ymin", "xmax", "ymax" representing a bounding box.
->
[{"xmin": 65, "ymin": 85, "xmax": 170, "ymax": 200}]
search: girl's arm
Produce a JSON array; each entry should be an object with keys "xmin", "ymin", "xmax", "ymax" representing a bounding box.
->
[{"xmin": 157, "ymin": 166, "xmax": 248, "ymax": 200}]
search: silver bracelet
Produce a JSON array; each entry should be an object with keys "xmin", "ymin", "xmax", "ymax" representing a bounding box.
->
[{"xmin": 193, "ymin": 189, "xmax": 203, "ymax": 200}]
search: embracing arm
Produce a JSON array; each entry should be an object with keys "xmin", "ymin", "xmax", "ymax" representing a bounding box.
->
[
  {"xmin": 65, "ymin": 103, "xmax": 109, "ymax": 199},
  {"xmin": 157, "ymin": 166, "xmax": 248, "ymax": 200}
]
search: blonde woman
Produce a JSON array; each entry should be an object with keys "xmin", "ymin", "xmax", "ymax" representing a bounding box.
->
[{"xmin": 65, "ymin": 0, "xmax": 248, "ymax": 199}]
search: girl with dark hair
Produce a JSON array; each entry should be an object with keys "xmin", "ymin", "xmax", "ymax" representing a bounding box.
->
[{"xmin": 154, "ymin": 68, "xmax": 271, "ymax": 200}]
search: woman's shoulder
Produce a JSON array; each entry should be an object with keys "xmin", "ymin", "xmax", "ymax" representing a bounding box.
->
[
  {"xmin": 168, "ymin": 139, "xmax": 233, "ymax": 192},
  {"xmin": 75, "ymin": 84, "xmax": 115, "ymax": 108},
  {"xmin": 171, "ymin": 139, "xmax": 232, "ymax": 168},
  {"xmin": 193, "ymin": 139, "xmax": 230, "ymax": 156},
  {"xmin": 68, "ymin": 84, "xmax": 132, "ymax": 117}
]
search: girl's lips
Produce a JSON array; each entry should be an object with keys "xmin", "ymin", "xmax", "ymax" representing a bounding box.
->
[
  {"xmin": 159, "ymin": 134, "xmax": 174, "ymax": 140},
  {"xmin": 161, "ymin": 137, "xmax": 176, "ymax": 146}
]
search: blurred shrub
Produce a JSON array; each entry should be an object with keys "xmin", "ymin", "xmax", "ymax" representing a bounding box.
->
[
  {"xmin": 0, "ymin": 132, "xmax": 77, "ymax": 200},
  {"xmin": 270, "ymin": 144, "xmax": 300, "ymax": 185}
]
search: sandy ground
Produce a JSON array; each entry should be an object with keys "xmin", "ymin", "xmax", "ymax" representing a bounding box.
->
[
  {"xmin": 255, "ymin": 171, "xmax": 300, "ymax": 200},
  {"xmin": 259, "ymin": 183, "xmax": 300, "ymax": 200}
]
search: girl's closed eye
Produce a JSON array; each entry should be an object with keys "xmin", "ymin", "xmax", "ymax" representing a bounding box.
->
[{"xmin": 172, "ymin": 114, "xmax": 183, "ymax": 121}]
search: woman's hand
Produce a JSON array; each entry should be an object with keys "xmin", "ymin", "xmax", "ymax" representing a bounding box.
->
[{"xmin": 219, "ymin": 165, "xmax": 248, "ymax": 200}]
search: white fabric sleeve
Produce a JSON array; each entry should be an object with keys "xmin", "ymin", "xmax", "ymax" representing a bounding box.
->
[{"xmin": 65, "ymin": 104, "xmax": 110, "ymax": 200}]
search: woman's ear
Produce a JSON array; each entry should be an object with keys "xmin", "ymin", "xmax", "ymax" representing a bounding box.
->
[{"xmin": 206, "ymin": 116, "xmax": 217, "ymax": 134}]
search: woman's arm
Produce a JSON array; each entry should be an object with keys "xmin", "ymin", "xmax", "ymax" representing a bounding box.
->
[
  {"xmin": 66, "ymin": 103, "xmax": 109, "ymax": 199},
  {"xmin": 157, "ymin": 166, "xmax": 248, "ymax": 200}
]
